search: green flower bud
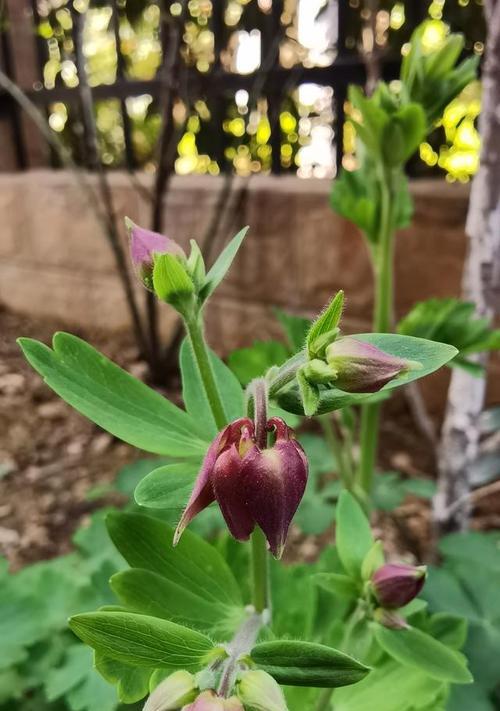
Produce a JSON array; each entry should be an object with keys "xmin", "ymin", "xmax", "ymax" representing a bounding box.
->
[
  {"xmin": 237, "ymin": 670, "xmax": 288, "ymax": 711},
  {"xmin": 144, "ymin": 670, "xmax": 197, "ymax": 711}
]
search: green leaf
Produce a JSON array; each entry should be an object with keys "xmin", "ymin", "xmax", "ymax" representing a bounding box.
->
[
  {"xmin": 106, "ymin": 512, "xmax": 242, "ymax": 606},
  {"xmin": 95, "ymin": 653, "xmax": 152, "ymax": 704},
  {"xmin": 314, "ymin": 573, "xmax": 359, "ymax": 600},
  {"xmin": 110, "ymin": 568, "xmax": 232, "ymax": 632},
  {"xmin": 250, "ymin": 640, "xmax": 370, "ymax": 688},
  {"xmin": 307, "ymin": 292, "xmax": 344, "ymax": 358},
  {"xmin": 335, "ymin": 491, "xmax": 373, "ymax": 579},
  {"xmin": 333, "ymin": 656, "xmax": 446, "ymax": 711},
  {"xmin": 228, "ymin": 341, "xmax": 289, "ymax": 387},
  {"xmin": 200, "ymin": 226, "xmax": 249, "ymax": 302},
  {"xmin": 180, "ymin": 339, "xmax": 244, "ymax": 438},
  {"xmin": 277, "ymin": 334, "xmax": 457, "ymax": 416},
  {"xmin": 398, "ymin": 298, "xmax": 500, "ymax": 368},
  {"xmin": 428, "ymin": 613, "xmax": 468, "ymax": 651},
  {"xmin": 152, "ymin": 253, "xmax": 194, "ymax": 305},
  {"xmin": 373, "ymin": 624, "xmax": 472, "ymax": 684},
  {"xmin": 134, "ymin": 462, "xmax": 199, "ymax": 510},
  {"xmin": 361, "ymin": 541, "xmax": 385, "ymax": 580},
  {"xmin": 18, "ymin": 333, "xmax": 209, "ymax": 458},
  {"xmin": 45, "ymin": 645, "xmax": 118, "ymax": 711},
  {"xmin": 69, "ymin": 612, "xmax": 215, "ymax": 669}
]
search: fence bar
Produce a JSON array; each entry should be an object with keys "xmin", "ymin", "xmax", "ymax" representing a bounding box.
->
[{"xmin": 110, "ymin": 0, "xmax": 136, "ymax": 169}]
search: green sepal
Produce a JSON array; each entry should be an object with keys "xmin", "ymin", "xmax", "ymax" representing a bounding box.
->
[{"xmin": 307, "ymin": 291, "xmax": 344, "ymax": 359}]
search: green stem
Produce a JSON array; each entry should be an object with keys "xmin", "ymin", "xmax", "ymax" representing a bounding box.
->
[
  {"xmin": 319, "ymin": 415, "xmax": 352, "ymax": 490},
  {"xmin": 250, "ymin": 379, "xmax": 270, "ymax": 614},
  {"xmin": 185, "ymin": 314, "xmax": 227, "ymax": 431},
  {"xmin": 357, "ymin": 167, "xmax": 396, "ymax": 498},
  {"xmin": 251, "ymin": 528, "xmax": 269, "ymax": 613}
]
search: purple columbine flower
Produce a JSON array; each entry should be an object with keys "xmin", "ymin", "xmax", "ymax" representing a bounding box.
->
[
  {"xmin": 372, "ymin": 563, "xmax": 427, "ymax": 609},
  {"xmin": 326, "ymin": 337, "xmax": 416, "ymax": 393},
  {"xmin": 174, "ymin": 417, "xmax": 308, "ymax": 559},
  {"xmin": 126, "ymin": 218, "xmax": 185, "ymax": 289},
  {"xmin": 183, "ymin": 690, "xmax": 243, "ymax": 711}
]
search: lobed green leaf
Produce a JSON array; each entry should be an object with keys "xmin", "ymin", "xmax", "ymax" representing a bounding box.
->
[{"xmin": 18, "ymin": 333, "xmax": 209, "ymax": 458}]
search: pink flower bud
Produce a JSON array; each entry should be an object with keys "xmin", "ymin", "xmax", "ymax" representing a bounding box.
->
[
  {"xmin": 174, "ymin": 417, "xmax": 308, "ymax": 559},
  {"xmin": 326, "ymin": 337, "xmax": 415, "ymax": 393},
  {"xmin": 371, "ymin": 563, "xmax": 427, "ymax": 609},
  {"xmin": 182, "ymin": 691, "xmax": 243, "ymax": 711},
  {"xmin": 126, "ymin": 218, "xmax": 185, "ymax": 289}
]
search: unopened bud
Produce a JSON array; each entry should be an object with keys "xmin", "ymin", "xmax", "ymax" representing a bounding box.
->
[
  {"xmin": 371, "ymin": 563, "xmax": 427, "ymax": 609},
  {"xmin": 326, "ymin": 337, "xmax": 418, "ymax": 393},
  {"xmin": 237, "ymin": 670, "xmax": 288, "ymax": 711},
  {"xmin": 126, "ymin": 218, "xmax": 185, "ymax": 290},
  {"xmin": 143, "ymin": 670, "xmax": 197, "ymax": 711},
  {"xmin": 182, "ymin": 690, "xmax": 243, "ymax": 711}
]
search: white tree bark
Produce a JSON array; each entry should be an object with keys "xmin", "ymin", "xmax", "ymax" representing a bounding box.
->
[{"xmin": 434, "ymin": 0, "xmax": 500, "ymax": 533}]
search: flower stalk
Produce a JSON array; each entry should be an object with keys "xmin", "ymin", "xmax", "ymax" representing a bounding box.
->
[
  {"xmin": 249, "ymin": 378, "xmax": 270, "ymax": 615},
  {"xmin": 357, "ymin": 166, "xmax": 398, "ymax": 497}
]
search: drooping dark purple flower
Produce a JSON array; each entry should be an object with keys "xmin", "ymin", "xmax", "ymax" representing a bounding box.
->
[
  {"xmin": 372, "ymin": 563, "xmax": 427, "ymax": 609},
  {"xmin": 126, "ymin": 218, "xmax": 185, "ymax": 288},
  {"xmin": 325, "ymin": 337, "xmax": 417, "ymax": 393},
  {"xmin": 174, "ymin": 417, "xmax": 308, "ymax": 559}
]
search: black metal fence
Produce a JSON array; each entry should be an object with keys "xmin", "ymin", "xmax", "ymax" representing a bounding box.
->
[{"xmin": 0, "ymin": 0, "xmax": 481, "ymax": 175}]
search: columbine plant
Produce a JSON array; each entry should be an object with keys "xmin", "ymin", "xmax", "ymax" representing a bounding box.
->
[
  {"xmin": 19, "ymin": 216, "xmax": 465, "ymax": 710},
  {"xmin": 330, "ymin": 21, "xmax": 485, "ymax": 501}
]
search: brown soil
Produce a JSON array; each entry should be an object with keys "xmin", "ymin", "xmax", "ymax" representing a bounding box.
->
[{"xmin": 1, "ymin": 307, "xmax": 498, "ymax": 571}]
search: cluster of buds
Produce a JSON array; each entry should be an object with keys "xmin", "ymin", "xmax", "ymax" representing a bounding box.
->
[
  {"xmin": 143, "ymin": 670, "xmax": 288, "ymax": 711},
  {"xmin": 174, "ymin": 417, "xmax": 308, "ymax": 559},
  {"xmin": 296, "ymin": 292, "xmax": 420, "ymax": 415},
  {"xmin": 127, "ymin": 219, "xmax": 206, "ymax": 317},
  {"xmin": 370, "ymin": 563, "xmax": 427, "ymax": 629}
]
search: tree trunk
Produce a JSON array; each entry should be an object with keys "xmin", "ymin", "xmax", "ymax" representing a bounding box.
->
[{"xmin": 434, "ymin": 0, "xmax": 500, "ymax": 533}]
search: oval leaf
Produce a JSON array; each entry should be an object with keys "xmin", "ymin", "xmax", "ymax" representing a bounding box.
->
[
  {"xmin": 110, "ymin": 568, "xmax": 231, "ymax": 631},
  {"xmin": 69, "ymin": 612, "xmax": 214, "ymax": 669},
  {"xmin": 373, "ymin": 624, "xmax": 472, "ymax": 684},
  {"xmin": 250, "ymin": 640, "xmax": 370, "ymax": 688},
  {"xmin": 336, "ymin": 491, "xmax": 373, "ymax": 579},
  {"xmin": 106, "ymin": 512, "xmax": 242, "ymax": 606},
  {"xmin": 135, "ymin": 463, "xmax": 199, "ymax": 510}
]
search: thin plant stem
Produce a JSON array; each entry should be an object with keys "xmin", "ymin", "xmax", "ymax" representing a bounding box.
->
[
  {"xmin": 251, "ymin": 527, "xmax": 269, "ymax": 614},
  {"xmin": 319, "ymin": 415, "xmax": 352, "ymax": 490},
  {"xmin": 185, "ymin": 315, "xmax": 227, "ymax": 431},
  {"xmin": 249, "ymin": 378, "xmax": 270, "ymax": 615},
  {"xmin": 357, "ymin": 168, "xmax": 396, "ymax": 497}
]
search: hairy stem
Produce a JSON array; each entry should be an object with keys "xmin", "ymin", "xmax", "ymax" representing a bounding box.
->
[
  {"xmin": 250, "ymin": 379, "xmax": 270, "ymax": 615},
  {"xmin": 218, "ymin": 612, "xmax": 264, "ymax": 697},
  {"xmin": 185, "ymin": 315, "xmax": 227, "ymax": 431},
  {"xmin": 357, "ymin": 168, "xmax": 396, "ymax": 497}
]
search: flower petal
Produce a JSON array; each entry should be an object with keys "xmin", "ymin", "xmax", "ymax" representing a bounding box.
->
[
  {"xmin": 212, "ymin": 444, "xmax": 256, "ymax": 541},
  {"xmin": 241, "ymin": 438, "xmax": 308, "ymax": 558}
]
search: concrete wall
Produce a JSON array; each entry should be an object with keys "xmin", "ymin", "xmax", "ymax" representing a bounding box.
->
[{"xmin": 1, "ymin": 170, "xmax": 497, "ymax": 408}]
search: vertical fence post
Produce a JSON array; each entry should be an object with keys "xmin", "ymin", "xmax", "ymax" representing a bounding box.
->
[{"xmin": 3, "ymin": 0, "xmax": 47, "ymax": 167}]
